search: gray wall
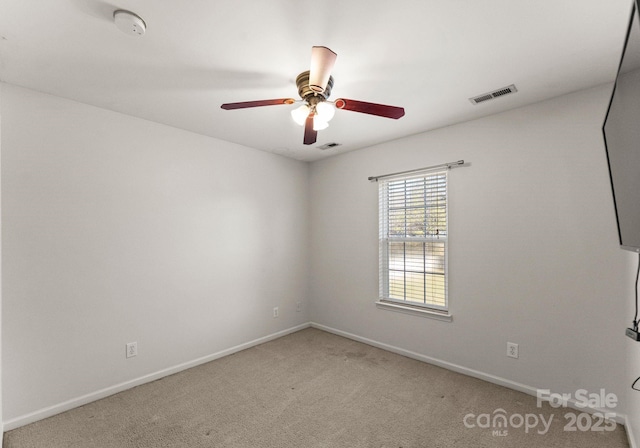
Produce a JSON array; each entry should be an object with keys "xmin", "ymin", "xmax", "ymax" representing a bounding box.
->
[
  {"xmin": 309, "ymin": 84, "xmax": 631, "ymax": 418},
  {"xmin": 2, "ymin": 81, "xmax": 637, "ymax": 439},
  {"xmin": 0, "ymin": 80, "xmax": 3, "ymax": 438},
  {"xmin": 1, "ymin": 84, "xmax": 310, "ymax": 423},
  {"xmin": 627, "ymin": 263, "xmax": 640, "ymax": 445}
]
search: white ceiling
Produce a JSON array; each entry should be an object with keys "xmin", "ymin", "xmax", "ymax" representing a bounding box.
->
[{"xmin": 0, "ymin": 0, "xmax": 634, "ymax": 161}]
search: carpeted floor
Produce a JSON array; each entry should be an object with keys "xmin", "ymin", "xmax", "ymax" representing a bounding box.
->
[{"xmin": 4, "ymin": 328, "xmax": 629, "ymax": 447}]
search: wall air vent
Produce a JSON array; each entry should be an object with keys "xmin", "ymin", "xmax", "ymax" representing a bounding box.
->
[
  {"xmin": 317, "ymin": 142, "xmax": 342, "ymax": 150},
  {"xmin": 469, "ymin": 84, "xmax": 518, "ymax": 105}
]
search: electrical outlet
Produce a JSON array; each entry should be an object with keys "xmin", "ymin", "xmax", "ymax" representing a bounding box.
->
[
  {"xmin": 126, "ymin": 342, "xmax": 138, "ymax": 358},
  {"xmin": 296, "ymin": 301, "xmax": 302, "ymax": 312},
  {"xmin": 273, "ymin": 307, "xmax": 279, "ymax": 318},
  {"xmin": 507, "ymin": 342, "xmax": 519, "ymax": 359}
]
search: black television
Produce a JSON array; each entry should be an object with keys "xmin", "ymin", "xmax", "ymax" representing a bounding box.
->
[{"xmin": 604, "ymin": 1, "xmax": 640, "ymax": 252}]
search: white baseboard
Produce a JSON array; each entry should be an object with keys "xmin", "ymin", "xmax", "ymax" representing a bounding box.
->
[
  {"xmin": 310, "ymin": 322, "xmax": 628, "ymax": 426},
  {"xmin": 4, "ymin": 321, "xmax": 632, "ymax": 439},
  {"xmin": 627, "ymin": 415, "xmax": 638, "ymax": 448},
  {"xmin": 3, "ymin": 323, "xmax": 310, "ymax": 431}
]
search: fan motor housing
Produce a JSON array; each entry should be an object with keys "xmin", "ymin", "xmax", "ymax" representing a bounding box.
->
[{"xmin": 296, "ymin": 71, "xmax": 334, "ymax": 101}]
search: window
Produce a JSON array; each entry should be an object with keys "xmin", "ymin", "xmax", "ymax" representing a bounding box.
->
[{"xmin": 378, "ymin": 170, "xmax": 448, "ymax": 312}]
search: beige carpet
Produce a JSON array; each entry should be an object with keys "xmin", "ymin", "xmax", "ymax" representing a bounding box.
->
[{"xmin": 4, "ymin": 328, "xmax": 629, "ymax": 447}]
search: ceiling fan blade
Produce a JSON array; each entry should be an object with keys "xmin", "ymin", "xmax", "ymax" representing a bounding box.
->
[
  {"xmin": 309, "ymin": 46, "xmax": 337, "ymax": 94},
  {"xmin": 303, "ymin": 115, "xmax": 317, "ymax": 145},
  {"xmin": 334, "ymin": 98, "xmax": 405, "ymax": 119},
  {"xmin": 221, "ymin": 98, "xmax": 295, "ymax": 110}
]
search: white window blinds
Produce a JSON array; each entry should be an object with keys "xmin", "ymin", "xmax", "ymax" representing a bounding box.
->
[{"xmin": 379, "ymin": 170, "xmax": 448, "ymax": 310}]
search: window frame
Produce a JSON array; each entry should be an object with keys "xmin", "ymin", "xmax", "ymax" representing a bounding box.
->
[{"xmin": 377, "ymin": 169, "xmax": 450, "ymax": 315}]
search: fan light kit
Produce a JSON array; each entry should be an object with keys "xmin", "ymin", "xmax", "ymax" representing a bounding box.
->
[
  {"xmin": 221, "ymin": 46, "xmax": 405, "ymax": 145},
  {"xmin": 114, "ymin": 10, "xmax": 146, "ymax": 37}
]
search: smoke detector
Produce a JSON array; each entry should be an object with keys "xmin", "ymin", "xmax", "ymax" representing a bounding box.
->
[{"xmin": 114, "ymin": 10, "xmax": 146, "ymax": 37}]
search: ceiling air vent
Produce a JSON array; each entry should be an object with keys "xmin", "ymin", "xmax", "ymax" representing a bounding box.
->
[
  {"xmin": 469, "ymin": 84, "xmax": 517, "ymax": 105},
  {"xmin": 317, "ymin": 142, "xmax": 342, "ymax": 150}
]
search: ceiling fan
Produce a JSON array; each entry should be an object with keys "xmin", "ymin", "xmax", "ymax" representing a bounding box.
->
[{"xmin": 221, "ymin": 46, "xmax": 405, "ymax": 145}]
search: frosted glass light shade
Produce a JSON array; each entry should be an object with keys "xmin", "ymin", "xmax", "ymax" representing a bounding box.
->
[
  {"xmin": 291, "ymin": 104, "xmax": 310, "ymax": 126},
  {"xmin": 315, "ymin": 102, "xmax": 335, "ymax": 122},
  {"xmin": 313, "ymin": 116, "xmax": 329, "ymax": 131}
]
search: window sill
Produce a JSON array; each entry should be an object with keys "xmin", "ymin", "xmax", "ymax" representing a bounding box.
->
[{"xmin": 375, "ymin": 300, "xmax": 453, "ymax": 322}]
